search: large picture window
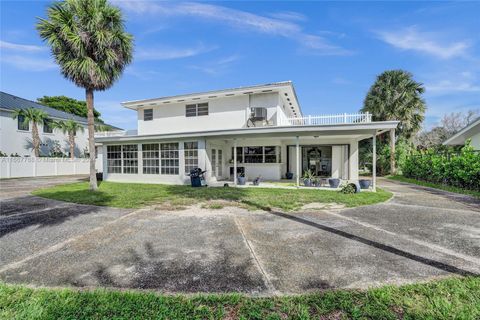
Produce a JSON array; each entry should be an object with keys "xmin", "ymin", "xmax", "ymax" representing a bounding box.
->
[
  {"xmin": 185, "ymin": 103, "xmax": 208, "ymax": 117},
  {"xmin": 232, "ymin": 146, "xmax": 280, "ymax": 163},
  {"xmin": 107, "ymin": 145, "xmax": 122, "ymax": 173},
  {"xmin": 142, "ymin": 144, "xmax": 159, "ymax": 174},
  {"xmin": 161, "ymin": 143, "xmax": 179, "ymax": 175},
  {"xmin": 122, "ymin": 144, "xmax": 138, "ymax": 174},
  {"xmin": 184, "ymin": 141, "xmax": 198, "ymax": 174}
]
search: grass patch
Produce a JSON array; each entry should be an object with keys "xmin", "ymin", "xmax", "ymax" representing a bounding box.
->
[
  {"xmin": 388, "ymin": 175, "xmax": 480, "ymax": 199},
  {"xmin": 32, "ymin": 181, "xmax": 392, "ymax": 211},
  {"xmin": 1, "ymin": 277, "xmax": 479, "ymax": 319}
]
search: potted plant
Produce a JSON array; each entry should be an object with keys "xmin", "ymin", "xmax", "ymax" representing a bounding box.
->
[
  {"xmin": 328, "ymin": 178, "xmax": 341, "ymax": 188},
  {"xmin": 285, "ymin": 172, "xmax": 293, "ymax": 179},
  {"xmin": 237, "ymin": 172, "xmax": 246, "ymax": 185},
  {"xmin": 359, "ymin": 179, "xmax": 371, "ymax": 189},
  {"xmin": 303, "ymin": 170, "xmax": 314, "ymax": 187}
]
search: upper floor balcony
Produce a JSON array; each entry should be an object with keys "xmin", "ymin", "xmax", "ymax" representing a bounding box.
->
[
  {"xmin": 95, "ymin": 113, "xmax": 373, "ymax": 138},
  {"xmin": 278, "ymin": 112, "xmax": 372, "ymax": 127}
]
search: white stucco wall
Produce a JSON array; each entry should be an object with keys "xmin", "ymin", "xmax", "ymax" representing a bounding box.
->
[
  {"xmin": 0, "ymin": 110, "xmax": 89, "ymax": 157},
  {"xmin": 137, "ymin": 92, "xmax": 287, "ymax": 135},
  {"xmin": 471, "ymin": 132, "xmax": 480, "ymax": 150}
]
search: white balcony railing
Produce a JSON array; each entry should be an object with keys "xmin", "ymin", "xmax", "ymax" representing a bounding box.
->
[
  {"xmin": 94, "ymin": 130, "xmax": 127, "ymax": 137},
  {"xmin": 279, "ymin": 112, "xmax": 372, "ymax": 126}
]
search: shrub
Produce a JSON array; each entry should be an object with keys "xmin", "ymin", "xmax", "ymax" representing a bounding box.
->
[
  {"xmin": 341, "ymin": 183, "xmax": 357, "ymax": 194},
  {"xmin": 402, "ymin": 142, "xmax": 480, "ymax": 191}
]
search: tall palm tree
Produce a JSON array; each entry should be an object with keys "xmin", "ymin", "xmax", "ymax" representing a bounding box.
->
[
  {"xmin": 37, "ymin": 0, "xmax": 133, "ymax": 191},
  {"xmin": 54, "ymin": 119, "xmax": 85, "ymax": 159},
  {"xmin": 362, "ymin": 70, "xmax": 426, "ymax": 174},
  {"xmin": 12, "ymin": 108, "xmax": 48, "ymax": 157}
]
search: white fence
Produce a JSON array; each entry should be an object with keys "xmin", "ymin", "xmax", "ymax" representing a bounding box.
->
[
  {"xmin": 279, "ymin": 112, "xmax": 372, "ymax": 126},
  {"xmin": 0, "ymin": 157, "xmax": 90, "ymax": 179}
]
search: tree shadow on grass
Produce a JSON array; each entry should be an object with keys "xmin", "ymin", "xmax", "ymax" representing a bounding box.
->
[
  {"xmin": 0, "ymin": 194, "xmax": 113, "ymax": 238},
  {"xmin": 70, "ymin": 241, "xmax": 267, "ymax": 293}
]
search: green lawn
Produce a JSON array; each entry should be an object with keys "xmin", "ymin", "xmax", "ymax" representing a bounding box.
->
[
  {"xmin": 32, "ymin": 181, "xmax": 392, "ymax": 211},
  {"xmin": 388, "ymin": 175, "xmax": 480, "ymax": 199},
  {"xmin": 1, "ymin": 277, "xmax": 479, "ymax": 319}
]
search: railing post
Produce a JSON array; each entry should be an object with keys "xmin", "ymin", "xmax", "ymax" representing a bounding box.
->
[
  {"xmin": 308, "ymin": 115, "xmax": 311, "ymax": 125},
  {"xmin": 344, "ymin": 113, "xmax": 347, "ymax": 123}
]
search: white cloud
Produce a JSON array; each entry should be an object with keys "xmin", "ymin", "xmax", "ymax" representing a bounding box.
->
[
  {"xmin": 113, "ymin": 1, "xmax": 350, "ymax": 55},
  {"xmin": 269, "ymin": 11, "xmax": 307, "ymax": 22},
  {"xmin": 136, "ymin": 43, "xmax": 217, "ymax": 60},
  {"xmin": 376, "ymin": 26, "xmax": 470, "ymax": 59},
  {"xmin": 0, "ymin": 55, "xmax": 56, "ymax": 71},
  {"xmin": 189, "ymin": 54, "xmax": 241, "ymax": 75},
  {"xmin": 426, "ymin": 80, "xmax": 480, "ymax": 93},
  {"xmin": 0, "ymin": 40, "xmax": 46, "ymax": 52}
]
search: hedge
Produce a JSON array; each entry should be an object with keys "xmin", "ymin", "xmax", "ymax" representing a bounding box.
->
[{"xmin": 402, "ymin": 143, "xmax": 480, "ymax": 191}]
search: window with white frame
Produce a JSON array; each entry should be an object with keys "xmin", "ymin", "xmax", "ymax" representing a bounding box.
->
[
  {"xmin": 185, "ymin": 103, "xmax": 208, "ymax": 117},
  {"xmin": 142, "ymin": 143, "xmax": 159, "ymax": 174},
  {"xmin": 107, "ymin": 145, "xmax": 122, "ymax": 173},
  {"xmin": 144, "ymin": 109, "xmax": 153, "ymax": 121},
  {"xmin": 161, "ymin": 143, "xmax": 179, "ymax": 175},
  {"xmin": 184, "ymin": 141, "xmax": 198, "ymax": 174},
  {"xmin": 232, "ymin": 146, "xmax": 280, "ymax": 163},
  {"xmin": 122, "ymin": 144, "xmax": 138, "ymax": 174}
]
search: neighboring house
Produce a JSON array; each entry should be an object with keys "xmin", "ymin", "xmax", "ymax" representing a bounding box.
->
[
  {"xmin": 95, "ymin": 81, "xmax": 399, "ymax": 187},
  {"xmin": 442, "ymin": 117, "xmax": 480, "ymax": 150},
  {"xmin": 0, "ymin": 91, "xmax": 90, "ymax": 157}
]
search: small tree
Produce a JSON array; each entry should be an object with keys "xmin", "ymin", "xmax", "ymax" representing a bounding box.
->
[
  {"xmin": 12, "ymin": 108, "xmax": 48, "ymax": 157},
  {"xmin": 37, "ymin": 0, "xmax": 133, "ymax": 190},
  {"xmin": 54, "ymin": 119, "xmax": 85, "ymax": 159}
]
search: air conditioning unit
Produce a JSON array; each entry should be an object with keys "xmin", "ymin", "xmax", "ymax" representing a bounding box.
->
[{"xmin": 250, "ymin": 107, "xmax": 267, "ymax": 121}]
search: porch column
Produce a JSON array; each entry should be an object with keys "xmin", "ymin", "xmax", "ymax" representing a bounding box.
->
[
  {"xmin": 390, "ymin": 128, "xmax": 396, "ymax": 175},
  {"xmin": 296, "ymin": 136, "xmax": 300, "ymax": 187},
  {"xmin": 233, "ymin": 138, "xmax": 237, "ymax": 186},
  {"xmin": 372, "ymin": 130, "xmax": 377, "ymax": 192}
]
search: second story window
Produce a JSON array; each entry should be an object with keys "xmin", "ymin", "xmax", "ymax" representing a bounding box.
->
[
  {"xmin": 43, "ymin": 119, "xmax": 53, "ymax": 133},
  {"xmin": 18, "ymin": 115, "xmax": 29, "ymax": 131},
  {"xmin": 186, "ymin": 103, "xmax": 208, "ymax": 117},
  {"xmin": 144, "ymin": 109, "xmax": 153, "ymax": 121}
]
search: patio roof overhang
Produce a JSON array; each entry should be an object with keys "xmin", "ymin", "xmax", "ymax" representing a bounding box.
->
[{"xmin": 95, "ymin": 121, "xmax": 399, "ymax": 143}]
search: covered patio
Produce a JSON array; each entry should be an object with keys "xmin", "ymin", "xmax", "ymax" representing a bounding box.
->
[{"xmin": 203, "ymin": 122, "xmax": 398, "ymax": 191}]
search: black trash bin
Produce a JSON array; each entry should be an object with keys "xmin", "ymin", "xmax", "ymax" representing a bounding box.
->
[{"xmin": 189, "ymin": 168, "xmax": 203, "ymax": 187}]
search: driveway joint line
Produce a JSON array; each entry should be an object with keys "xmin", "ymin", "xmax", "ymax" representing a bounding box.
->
[
  {"xmin": 0, "ymin": 208, "xmax": 146, "ymax": 273},
  {"xmin": 322, "ymin": 209, "xmax": 480, "ymax": 267},
  {"xmin": 234, "ymin": 217, "xmax": 278, "ymax": 295}
]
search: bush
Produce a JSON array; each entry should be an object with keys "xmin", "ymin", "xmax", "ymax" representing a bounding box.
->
[
  {"xmin": 402, "ymin": 142, "xmax": 480, "ymax": 191},
  {"xmin": 341, "ymin": 183, "xmax": 357, "ymax": 194}
]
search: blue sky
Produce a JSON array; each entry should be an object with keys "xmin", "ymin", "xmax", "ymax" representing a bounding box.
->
[{"xmin": 1, "ymin": 1, "xmax": 479, "ymax": 130}]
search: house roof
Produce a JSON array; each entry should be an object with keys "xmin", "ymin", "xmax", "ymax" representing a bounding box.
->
[
  {"xmin": 121, "ymin": 81, "xmax": 302, "ymax": 118},
  {"xmin": 0, "ymin": 91, "xmax": 122, "ymax": 130},
  {"xmin": 0, "ymin": 91, "xmax": 88, "ymax": 124},
  {"xmin": 96, "ymin": 120, "xmax": 399, "ymax": 143},
  {"xmin": 443, "ymin": 117, "xmax": 480, "ymax": 146}
]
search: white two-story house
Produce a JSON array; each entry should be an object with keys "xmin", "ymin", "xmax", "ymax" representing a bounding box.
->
[{"xmin": 96, "ymin": 81, "xmax": 399, "ymax": 189}]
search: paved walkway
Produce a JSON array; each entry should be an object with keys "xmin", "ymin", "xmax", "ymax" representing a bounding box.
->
[{"xmin": 0, "ymin": 176, "xmax": 479, "ymax": 295}]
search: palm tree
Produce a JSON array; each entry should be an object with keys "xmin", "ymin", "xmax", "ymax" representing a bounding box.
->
[
  {"xmin": 362, "ymin": 70, "xmax": 426, "ymax": 174},
  {"xmin": 12, "ymin": 108, "xmax": 48, "ymax": 157},
  {"xmin": 37, "ymin": 0, "xmax": 133, "ymax": 191},
  {"xmin": 54, "ymin": 119, "xmax": 85, "ymax": 159}
]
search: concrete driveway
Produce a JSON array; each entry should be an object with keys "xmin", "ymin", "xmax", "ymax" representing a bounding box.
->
[{"xmin": 0, "ymin": 176, "xmax": 479, "ymax": 295}]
